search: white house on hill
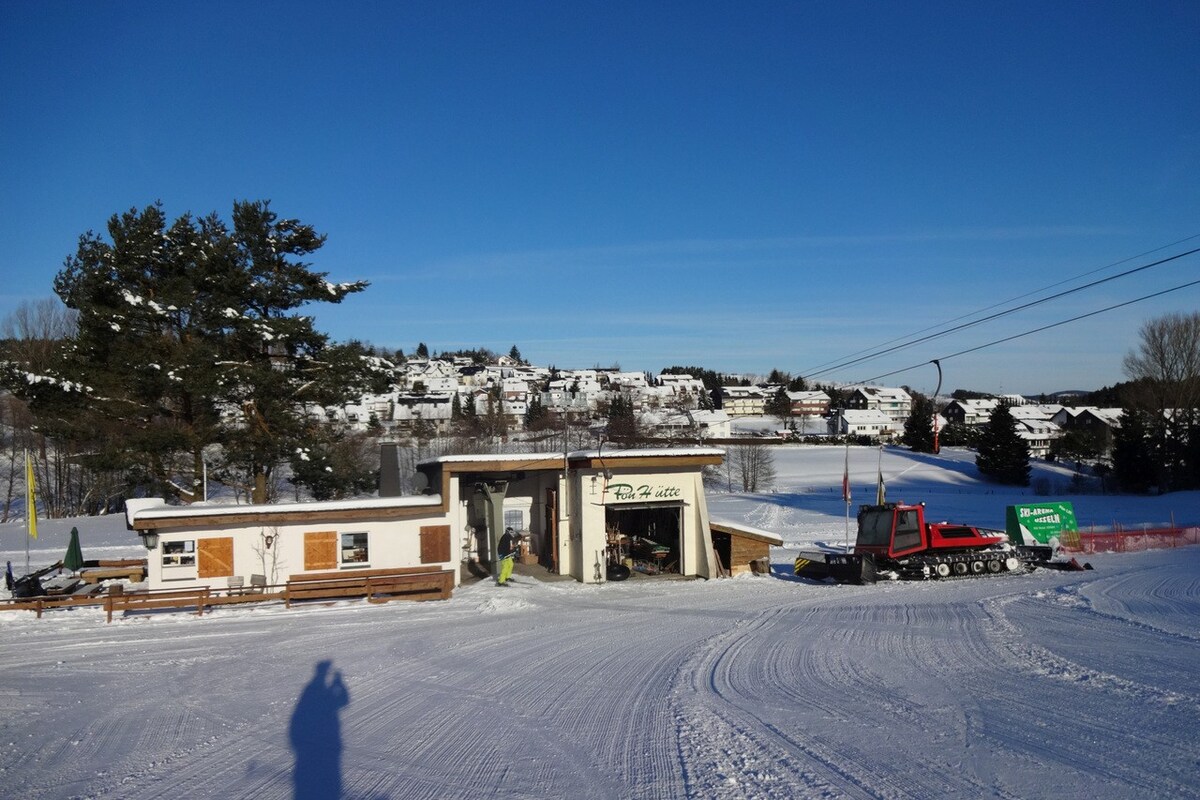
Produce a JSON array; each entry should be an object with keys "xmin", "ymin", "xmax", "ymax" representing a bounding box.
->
[{"xmin": 829, "ymin": 409, "xmax": 896, "ymax": 438}]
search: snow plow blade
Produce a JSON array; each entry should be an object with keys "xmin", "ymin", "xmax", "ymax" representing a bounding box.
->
[
  {"xmin": 793, "ymin": 552, "xmax": 832, "ymax": 581},
  {"xmin": 1041, "ymin": 557, "xmax": 1094, "ymax": 571},
  {"xmin": 794, "ymin": 552, "xmax": 877, "ymax": 584}
]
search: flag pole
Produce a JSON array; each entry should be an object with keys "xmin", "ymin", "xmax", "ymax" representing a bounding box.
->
[
  {"xmin": 842, "ymin": 440, "xmax": 851, "ymax": 552},
  {"xmin": 876, "ymin": 443, "xmax": 886, "ymax": 505},
  {"xmin": 24, "ymin": 449, "xmax": 34, "ymax": 574}
]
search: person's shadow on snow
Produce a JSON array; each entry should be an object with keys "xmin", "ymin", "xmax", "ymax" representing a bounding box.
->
[{"xmin": 290, "ymin": 659, "xmax": 350, "ymax": 800}]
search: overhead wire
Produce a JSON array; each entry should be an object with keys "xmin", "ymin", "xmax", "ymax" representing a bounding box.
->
[
  {"xmin": 855, "ymin": 274, "xmax": 1200, "ymax": 385},
  {"xmin": 799, "ymin": 233, "xmax": 1200, "ymax": 379}
]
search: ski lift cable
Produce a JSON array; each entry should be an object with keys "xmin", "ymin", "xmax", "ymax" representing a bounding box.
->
[
  {"xmin": 854, "ymin": 275, "xmax": 1200, "ymax": 385},
  {"xmin": 799, "ymin": 232, "xmax": 1200, "ymax": 376},
  {"xmin": 804, "ymin": 246, "xmax": 1200, "ymax": 380}
]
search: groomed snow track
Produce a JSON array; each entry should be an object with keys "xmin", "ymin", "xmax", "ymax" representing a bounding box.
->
[{"xmin": 1, "ymin": 548, "xmax": 1198, "ymax": 799}]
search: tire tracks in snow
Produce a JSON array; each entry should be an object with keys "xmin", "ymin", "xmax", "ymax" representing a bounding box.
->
[{"xmin": 670, "ymin": 593, "xmax": 1026, "ymax": 799}]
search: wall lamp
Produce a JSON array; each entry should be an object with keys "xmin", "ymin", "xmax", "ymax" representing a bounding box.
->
[{"xmin": 140, "ymin": 532, "xmax": 159, "ymax": 550}]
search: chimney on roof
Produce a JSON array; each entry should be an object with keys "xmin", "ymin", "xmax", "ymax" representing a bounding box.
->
[{"xmin": 379, "ymin": 443, "xmax": 402, "ymax": 497}]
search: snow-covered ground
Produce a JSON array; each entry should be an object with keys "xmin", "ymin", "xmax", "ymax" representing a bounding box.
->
[{"xmin": 2, "ymin": 445, "xmax": 1198, "ymax": 799}]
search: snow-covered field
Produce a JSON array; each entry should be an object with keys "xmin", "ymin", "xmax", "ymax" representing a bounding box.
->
[{"xmin": 2, "ymin": 445, "xmax": 1198, "ymax": 799}]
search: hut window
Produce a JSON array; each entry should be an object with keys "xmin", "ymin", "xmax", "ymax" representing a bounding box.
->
[
  {"xmin": 162, "ymin": 540, "xmax": 196, "ymax": 567},
  {"xmin": 340, "ymin": 532, "xmax": 369, "ymax": 564}
]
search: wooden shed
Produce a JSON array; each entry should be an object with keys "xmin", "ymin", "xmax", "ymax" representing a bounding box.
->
[{"xmin": 709, "ymin": 521, "xmax": 782, "ymax": 576}]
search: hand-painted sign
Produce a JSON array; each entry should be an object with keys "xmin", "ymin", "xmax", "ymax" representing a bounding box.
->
[{"xmin": 607, "ymin": 483, "xmax": 682, "ymax": 502}]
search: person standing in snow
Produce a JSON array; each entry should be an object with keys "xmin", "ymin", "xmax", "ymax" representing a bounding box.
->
[{"xmin": 497, "ymin": 527, "xmax": 519, "ymax": 586}]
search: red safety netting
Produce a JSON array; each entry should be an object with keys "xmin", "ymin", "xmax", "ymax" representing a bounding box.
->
[{"xmin": 1057, "ymin": 526, "xmax": 1200, "ymax": 554}]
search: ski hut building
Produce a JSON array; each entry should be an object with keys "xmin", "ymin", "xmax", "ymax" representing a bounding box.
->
[{"xmin": 126, "ymin": 446, "xmax": 779, "ymax": 593}]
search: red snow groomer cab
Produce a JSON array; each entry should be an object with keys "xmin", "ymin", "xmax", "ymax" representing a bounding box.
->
[{"xmin": 809, "ymin": 502, "xmax": 1051, "ymax": 584}]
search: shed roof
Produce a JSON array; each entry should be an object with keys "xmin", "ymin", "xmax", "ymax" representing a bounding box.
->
[
  {"xmin": 126, "ymin": 494, "xmax": 444, "ymax": 531},
  {"xmin": 709, "ymin": 521, "xmax": 784, "ymax": 546}
]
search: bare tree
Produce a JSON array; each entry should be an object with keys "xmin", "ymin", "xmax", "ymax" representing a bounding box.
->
[
  {"xmin": 1122, "ymin": 311, "xmax": 1200, "ymax": 489},
  {"xmin": 1122, "ymin": 311, "xmax": 1200, "ymax": 419},
  {"xmin": 1, "ymin": 297, "xmax": 78, "ymax": 374},
  {"xmin": 727, "ymin": 443, "xmax": 776, "ymax": 492}
]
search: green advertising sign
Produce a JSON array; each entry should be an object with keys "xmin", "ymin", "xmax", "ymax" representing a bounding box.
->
[{"xmin": 1006, "ymin": 502, "xmax": 1078, "ymax": 545}]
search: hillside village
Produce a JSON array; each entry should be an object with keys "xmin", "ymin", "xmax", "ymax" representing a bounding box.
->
[{"xmin": 332, "ymin": 354, "xmax": 1123, "ymax": 460}]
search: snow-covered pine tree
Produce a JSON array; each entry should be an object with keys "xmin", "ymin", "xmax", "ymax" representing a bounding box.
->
[
  {"xmin": 27, "ymin": 200, "xmax": 387, "ymax": 503},
  {"xmin": 974, "ymin": 403, "xmax": 1031, "ymax": 486}
]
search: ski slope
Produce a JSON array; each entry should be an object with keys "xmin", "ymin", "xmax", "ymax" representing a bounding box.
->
[{"xmin": 1, "ymin": 445, "xmax": 1198, "ymax": 799}]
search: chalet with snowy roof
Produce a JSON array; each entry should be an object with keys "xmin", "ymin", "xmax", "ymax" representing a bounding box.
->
[
  {"xmin": 1009, "ymin": 404, "xmax": 1064, "ymax": 422},
  {"xmin": 126, "ymin": 447, "xmax": 779, "ymax": 592},
  {"xmin": 942, "ymin": 398, "xmax": 1000, "ymax": 426},
  {"xmin": 605, "ymin": 371, "xmax": 650, "ymax": 390},
  {"xmin": 786, "ymin": 390, "xmax": 830, "ymax": 417},
  {"xmin": 828, "ymin": 409, "xmax": 896, "ymax": 439},
  {"xmin": 721, "ymin": 386, "xmax": 770, "ymax": 416},
  {"xmin": 846, "ymin": 387, "xmax": 911, "ymax": 423},
  {"xmin": 656, "ymin": 374, "xmax": 706, "ymax": 397},
  {"xmin": 645, "ymin": 409, "xmax": 732, "ymax": 440},
  {"xmin": 393, "ymin": 394, "xmax": 454, "ymax": 431},
  {"xmin": 1051, "ymin": 407, "xmax": 1123, "ymax": 454},
  {"xmin": 1014, "ymin": 418, "xmax": 1061, "ymax": 459}
]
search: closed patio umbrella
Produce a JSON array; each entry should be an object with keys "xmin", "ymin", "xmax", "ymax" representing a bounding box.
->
[{"xmin": 64, "ymin": 527, "xmax": 84, "ymax": 573}]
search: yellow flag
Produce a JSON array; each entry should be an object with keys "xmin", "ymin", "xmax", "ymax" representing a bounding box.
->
[{"xmin": 25, "ymin": 452, "xmax": 38, "ymax": 540}]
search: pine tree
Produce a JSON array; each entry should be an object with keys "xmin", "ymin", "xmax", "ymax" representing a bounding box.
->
[
  {"xmin": 975, "ymin": 404, "xmax": 1031, "ymax": 485},
  {"xmin": 606, "ymin": 393, "xmax": 638, "ymax": 440},
  {"xmin": 903, "ymin": 394, "xmax": 936, "ymax": 453},
  {"xmin": 766, "ymin": 386, "xmax": 792, "ymax": 425},
  {"xmin": 23, "ymin": 201, "xmax": 384, "ymax": 503},
  {"xmin": 1111, "ymin": 408, "xmax": 1157, "ymax": 493},
  {"xmin": 524, "ymin": 394, "xmax": 548, "ymax": 430}
]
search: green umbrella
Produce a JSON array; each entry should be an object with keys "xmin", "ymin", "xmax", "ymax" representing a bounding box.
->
[{"xmin": 64, "ymin": 527, "xmax": 84, "ymax": 573}]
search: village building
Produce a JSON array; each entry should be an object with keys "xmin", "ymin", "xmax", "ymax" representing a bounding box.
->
[
  {"xmin": 787, "ymin": 390, "xmax": 830, "ymax": 417},
  {"xmin": 1014, "ymin": 418, "xmax": 1061, "ymax": 459},
  {"xmin": 828, "ymin": 409, "xmax": 897, "ymax": 439},
  {"xmin": 126, "ymin": 447, "xmax": 779, "ymax": 594},
  {"xmin": 1051, "ymin": 406, "xmax": 1123, "ymax": 455},
  {"xmin": 845, "ymin": 387, "xmax": 912, "ymax": 423},
  {"xmin": 942, "ymin": 398, "xmax": 1000, "ymax": 426},
  {"xmin": 721, "ymin": 386, "xmax": 771, "ymax": 416},
  {"xmin": 642, "ymin": 409, "xmax": 732, "ymax": 440}
]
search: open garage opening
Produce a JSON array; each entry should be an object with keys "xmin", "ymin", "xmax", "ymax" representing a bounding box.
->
[{"xmin": 605, "ymin": 504, "xmax": 682, "ymax": 576}]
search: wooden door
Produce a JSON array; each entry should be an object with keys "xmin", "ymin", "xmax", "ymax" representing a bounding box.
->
[
  {"xmin": 198, "ymin": 537, "xmax": 234, "ymax": 579},
  {"xmin": 420, "ymin": 525, "xmax": 451, "ymax": 564},
  {"xmin": 304, "ymin": 531, "xmax": 338, "ymax": 570},
  {"xmin": 545, "ymin": 487, "xmax": 558, "ymax": 572}
]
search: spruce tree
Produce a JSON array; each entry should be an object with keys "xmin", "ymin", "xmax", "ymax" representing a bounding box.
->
[
  {"xmin": 524, "ymin": 394, "xmax": 548, "ymax": 430},
  {"xmin": 903, "ymin": 393, "xmax": 936, "ymax": 453},
  {"xmin": 1111, "ymin": 408, "xmax": 1157, "ymax": 493},
  {"xmin": 766, "ymin": 387, "xmax": 792, "ymax": 426},
  {"xmin": 23, "ymin": 200, "xmax": 385, "ymax": 503},
  {"xmin": 975, "ymin": 404, "xmax": 1031, "ymax": 485}
]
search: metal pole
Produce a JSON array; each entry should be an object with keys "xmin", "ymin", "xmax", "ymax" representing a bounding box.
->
[
  {"xmin": 843, "ymin": 440, "xmax": 851, "ymax": 552},
  {"xmin": 931, "ymin": 359, "xmax": 943, "ymax": 454},
  {"xmin": 24, "ymin": 449, "xmax": 31, "ymax": 575}
]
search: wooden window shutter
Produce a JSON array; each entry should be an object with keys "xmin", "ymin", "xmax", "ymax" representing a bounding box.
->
[
  {"xmin": 198, "ymin": 537, "xmax": 234, "ymax": 579},
  {"xmin": 419, "ymin": 525, "xmax": 451, "ymax": 564},
  {"xmin": 304, "ymin": 531, "xmax": 338, "ymax": 571}
]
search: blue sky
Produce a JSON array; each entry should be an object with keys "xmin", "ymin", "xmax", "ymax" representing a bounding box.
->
[{"xmin": 2, "ymin": 1, "xmax": 1197, "ymax": 395}]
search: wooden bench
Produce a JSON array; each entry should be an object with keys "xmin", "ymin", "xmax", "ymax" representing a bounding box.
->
[
  {"xmin": 284, "ymin": 566, "xmax": 454, "ymax": 608},
  {"xmin": 81, "ymin": 565, "xmax": 146, "ymax": 583},
  {"xmin": 104, "ymin": 586, "xmax": 212, "ymax": 623}
]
